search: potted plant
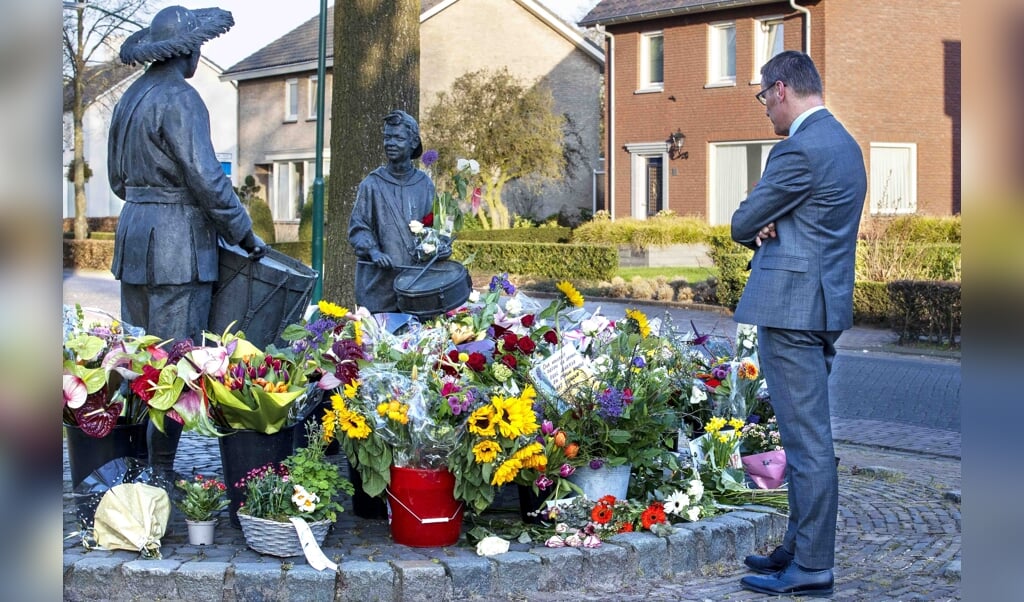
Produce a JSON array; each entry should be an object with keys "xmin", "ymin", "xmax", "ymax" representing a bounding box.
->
[
  {"xmin": 174, "ymin": 474, "xmax": 228, "ymax": 545},
  {"xmin": 235, "ymin": 420, "xmax": 353, "ymax": 557}
]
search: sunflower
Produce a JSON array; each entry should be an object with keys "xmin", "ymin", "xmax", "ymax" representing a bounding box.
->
[
  {"xmin": 555, "ymin": 280, "xmax": 584, "ymax": 307},
  {"xmin": 491, "ymin": 458, "xmax": 523, "ymax": 486},
  {"xmin": 492, "ymin": 389, "xmax": 540, "ymax": 439},
  {"xmin": 317, "ymin": 300, "xmax": 349, "ymax": 319},
  {"xmin": 339, "ymin": 409, "xmax": 371, "ymax": 439},
  {"xmin": 468, "ymin": 404, "xmax": 497, "ymax": 437},
  {"xmin": 472, "ymin": 439, "xmax": 501, "ymax": 463},
  {"xmin": 624, "ymin": 308, "xmax": 651, "ymax": 338}
]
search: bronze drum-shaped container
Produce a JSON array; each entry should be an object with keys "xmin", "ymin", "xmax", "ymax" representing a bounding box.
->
[{"xmin": 393, "ymin": 260, "xmax": 472, "ymax": 320}]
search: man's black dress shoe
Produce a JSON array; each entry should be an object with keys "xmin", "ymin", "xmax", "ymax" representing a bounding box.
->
[
  {"xmin": 743, "ymin": 545, "xmax": 793, "ymax": 574},
  {"xmin": 740, "ymin": 562, "xmax": 834, "ymax": 597}
]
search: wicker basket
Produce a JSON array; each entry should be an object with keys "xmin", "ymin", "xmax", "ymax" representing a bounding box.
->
[{"xmin": 237, "ymin": 513, "xmax": 332, "ymax": 557}]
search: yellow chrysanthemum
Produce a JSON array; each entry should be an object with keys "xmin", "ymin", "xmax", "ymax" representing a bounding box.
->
[
  {"xmin": 340, "ymin": 410, "xmax": 371, "ymax": 439},
  {"xmin": 468, "ymin": 405, "xmax": 498, "ymax": 437},
  {"xmin": 555, "ymin": 280, "xmax": 584, "ymax": 307},
  {"xmin": 472, "ymin": 440, "xmax": 501, "ymax": 463},
  {"xmin": 491, "ymin": 458, "xmax": 523, "ymax": 486},
  {"xmin": 625, "ymin": 308, "xmax": 651, "ymax": 338},
  {"xmin": 318, "ymin": 300, "xmax": 349, "ymax": 319}
]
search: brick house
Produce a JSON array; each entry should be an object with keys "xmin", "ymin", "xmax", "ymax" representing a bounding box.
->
[
  {"xmin": 62, "ymin": 57, "xmax": 238, "ymax": 218},
  {"xmin": 578, "ymin": 0, "xmax": 961, "ymax": 224},
  {"xmin": 221, "ymin": 0, "xmax": 605, "ymax": 241}
]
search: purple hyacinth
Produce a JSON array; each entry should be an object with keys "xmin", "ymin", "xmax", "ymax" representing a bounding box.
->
[
  {"xmin": 597, "ymin": 387, "xmax": 625, "ymax": 419},
  {"xmin": 421, "ymin": 149, "xmax": 439, "ymax": 167}
]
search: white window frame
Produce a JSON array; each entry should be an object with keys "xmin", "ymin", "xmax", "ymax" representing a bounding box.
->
[
  {"xmin": 869, "ymin": 142, "xmax": 917, "ymax": 215},
  {"xmin": 307, "ymin": 75, "xmax": 318, "ymax": 120},
  {"xmin": 706, "ymin": 21, "xmax": 736, "ymax": 87},
  {"xmin": 752, "ymin": 17, "xmax": 785, "ymax": 84},
  {"xmin": 709, "ymin": 140, "xmax": 779, "ymax": 225},
  {"xmin": 625, "ymin": 142, "xmax": 670, "ymax": 219},
  {"xmin": 284, "ymin": 78, "xmax": 299, "ymax": 122},
  {"xmin": 638, "ymin": 31, "xmax": 664, "ymax": 92}
]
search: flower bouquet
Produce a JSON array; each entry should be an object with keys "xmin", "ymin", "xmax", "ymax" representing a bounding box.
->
[
  {"xmin": 688, "ymin": 322, "xmax": 771, "ymax": 424},
  {"xmin": 695, "ymin": 416, "xmax": 788, "ymax": 510},
  {"xmin": 740, "ymin": 416, "xmax": 786, "ymax": 489},
  {"xmin": 235, "ymin": 421, "xmax": 353, "ymax": 557}
]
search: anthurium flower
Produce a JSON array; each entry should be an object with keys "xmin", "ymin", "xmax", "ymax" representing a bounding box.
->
[{"xmin": 63, "ymin": 374, "xmax": 87, "ymax": 409}]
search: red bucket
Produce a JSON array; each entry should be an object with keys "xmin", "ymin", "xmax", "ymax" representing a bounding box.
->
[{"xmin": 386, "ymin": 466, "xmax": 464, "ymax": 547}]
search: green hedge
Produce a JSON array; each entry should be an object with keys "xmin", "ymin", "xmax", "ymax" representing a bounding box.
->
[
  {"xmin": 572, "ymin": 215, "xmax": 710, "ymax": 249},
  {"xmin": 64, "ymin": 239, "xmax": 114, "ymax": 270},
  {"xmin": 271, "ymin": 241, "xmax": 311, "ymax": 265},
  {"xmin": 887, "ymin": 280, "xmax": 961, "ymax": 347},
  {"xmin": 855, "ymin": 242, "xmax": 961, "ymax": 282},
  {"xmin": 456, "ymin": 227, "xmax": 571, "ymax": 244},
  {"xmin": 63, "ymin": 216, "xmax": 119, "ymax": 233},
  {"xmin": 853, "ymin": 281, "xmax": 892, "ymax": 325},
  {"xmin": 452, "ymin": 241, "xmax": 617, "ymax": 280},
  {"xmin": 704, "ymin": 226, "xmax": 752, "ymax": 310}
]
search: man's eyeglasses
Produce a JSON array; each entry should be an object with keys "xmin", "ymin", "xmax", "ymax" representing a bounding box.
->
[{"xmin": 755, "ymin": 81, "xmax": 781, "ymax": 106}]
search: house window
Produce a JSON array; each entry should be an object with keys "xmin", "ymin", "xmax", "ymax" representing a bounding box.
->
[
  {"xmin": 870, "ymin": 143, "xmax": 917, "ymax": 214},
  {"xmin": 709, "ymin": 141, "xmax": 778, "ymax": 225},
  {"xmin": 639, "ymin": 32, "xmax": 664, "ymax": 91},
  {"xmin": 272, "ymin": 160, "xmax": 306, "ymax": 221},
  {"xmin": 625, "ymin": 142, "xmax": 670, "ymax": 219},
  {"xmin": 308, "ymin": 75, "xmax": 318, "ymax": 120},
  {"xmin": 753, "ymin": 17, "xmax": 784, "ymax": 83},
  {"xmin": 707, "ymin": 22, "xmax": 736, "ymax": 86},
  {"xmin": 285, "ymin": 79, "xmax": 298, "ymax": 121}
]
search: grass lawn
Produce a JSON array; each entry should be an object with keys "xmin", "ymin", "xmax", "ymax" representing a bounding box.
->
[{"xmin": 615, "ymin": 266, "xmax": 717, "ymax": 282}]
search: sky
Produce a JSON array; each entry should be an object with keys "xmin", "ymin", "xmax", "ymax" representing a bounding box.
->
[{"xmin": 152, "ymin": 0, "xmax": 602, "ymax": 70}]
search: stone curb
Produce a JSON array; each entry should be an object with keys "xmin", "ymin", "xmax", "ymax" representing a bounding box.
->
[{"xmin": 62, "ymin": 507, "xmax": 787, "ymax": 601}]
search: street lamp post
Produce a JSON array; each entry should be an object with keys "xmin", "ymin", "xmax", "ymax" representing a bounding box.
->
[{"xmin": 310, "ymin": 0, "xmax": 328, "ymax": 303}]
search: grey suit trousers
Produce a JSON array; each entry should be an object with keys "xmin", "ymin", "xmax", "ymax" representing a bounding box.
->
[{"xmin": 757, "ymin": 326, "xmax": 841, "ymax": 569}]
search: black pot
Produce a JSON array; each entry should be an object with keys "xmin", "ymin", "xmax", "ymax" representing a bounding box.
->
[
  {"xmin": 348, "ymin": 466, "xmax": 389, "ymax": 519},
  {"xmin": 517, "ymin": 484, "xmax": 553, "ymax": 524},
  {"xmin": 218, "ymin": 424, "xmax": 297, "ymax": 528},
  {"xmin": 65, "ymin": 417, "xmax": 149, "ymax": 488}
]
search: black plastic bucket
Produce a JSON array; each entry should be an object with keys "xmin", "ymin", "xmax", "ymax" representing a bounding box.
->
[{"xmin": 218, "ymin": 424, "xmax": 296, "ymax": 527}]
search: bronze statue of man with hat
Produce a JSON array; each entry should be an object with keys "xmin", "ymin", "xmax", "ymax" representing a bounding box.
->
[{"xmin": 108, "ymin": 5, "xmax": 266, "ymax": 487}]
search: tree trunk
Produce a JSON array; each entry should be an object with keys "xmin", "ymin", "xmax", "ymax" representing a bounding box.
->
[{"xmin": 324, "ymin": 0, "xmax": 420, "ymax": 306}]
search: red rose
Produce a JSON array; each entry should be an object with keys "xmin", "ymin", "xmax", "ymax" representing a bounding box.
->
[
  {"xmin": 467, "ymin": 352, "xmax": 487, "ymax": 372},
  {"xmin": 520, "ymin": 314, "xmax": 535, "ymax": 328},
  {"xmin": 501, "ymin": 354, "xmax": 517, "ymax": 369},
  {"xmin": 517, "ymin": 336, "xmax": 536, "ymax": 354},
  {"xmin": 422, "ymin": 212, "xmax": 434, "ymax": 227},
  {"xmin": 543, "ymin": 330, "xmax": 559, "ymax": 344},
  {"xmin": 705, "ymin": 379, "xmax": 721, "ymax": 389},
  {"xmin": 501, "ymin": 332, "xmax": 518, "ymax": 352}
]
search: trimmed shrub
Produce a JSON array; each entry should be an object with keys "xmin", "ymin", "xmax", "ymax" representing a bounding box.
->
[
  {"xmin": 572, "ymin": 215, "xmax": 710, "ymax": 249},
  {"xmin": 452, "ymin": 241, "xmax": 617, "ymax": 280},
  {"xmin": 63, "ymin": 239, "xmax": 114, "ymax": 270},
  {"xmin": 853, "ymin": 281, "xmax": 892, "ymax": 325},
  {"xmin": 704, "ymin": 225, "xmax": 752, "ymax": 310},
  {"xmin": 247, "ymin": 198, "xmax": 276, "ymax": 244},
  {"xmin": 887, "ymin": 280, "xmax": 961, "ymax": 347},
  {"xmin": 457, "ymin": 227, "xmax": 571, "ymax": 244},
  {"xmin": 63, "ymin": 216, "xmax": 119, "ymax": 233},
  {"xmin": 271, "ymin": 241, "xmax": 311, "ymax": 265}
]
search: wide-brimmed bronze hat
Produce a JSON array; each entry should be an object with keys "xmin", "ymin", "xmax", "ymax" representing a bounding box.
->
[{"xmin": 120, "ymin": 6, "xmax": 233, "ymax": 66}]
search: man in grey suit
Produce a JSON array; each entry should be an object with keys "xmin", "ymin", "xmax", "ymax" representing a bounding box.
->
[{"xmin": 731, "ymin": 51, "xmax": 866, "ymax": 597}]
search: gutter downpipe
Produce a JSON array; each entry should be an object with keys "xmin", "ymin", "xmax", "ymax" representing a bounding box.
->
[
  {"xmin": 789, "ymin": 0, "xmax": 811, "ymax": 56},
  {"xmin": 595, "ymin": 25, "xmax": 615, "ymax": 220}
]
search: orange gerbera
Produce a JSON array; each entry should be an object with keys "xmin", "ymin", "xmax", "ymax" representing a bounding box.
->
[
  {"xmin": 598, "ymin": 495, "xmax": 617, "ymax": 506},
  {"xmin": 591, "ymin": 503, "xmax": 614, "ymax": 525},
  {"xmin": 618, "ymin": 522, "xmax": 634, "ymax": 533},
  {"xmin": 640, "ymin": 502, "xmax": 668, "ymax": 530}
]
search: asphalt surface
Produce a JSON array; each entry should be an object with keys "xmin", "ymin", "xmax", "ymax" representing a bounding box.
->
[{"xmin": 61, "ymin": 269, "xmax": 961, "ymax": 601}]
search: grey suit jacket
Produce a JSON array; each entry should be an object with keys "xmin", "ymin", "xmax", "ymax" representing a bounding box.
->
[{"xmin": 731, "ymin": 109, "xmax": 866, "ymax": 331}]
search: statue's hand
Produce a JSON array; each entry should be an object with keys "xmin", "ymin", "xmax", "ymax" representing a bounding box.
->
[
  {"xmin": 370, "ymin": 249, "xmax": 393, "ymax": 269},
  {"xmin": 240, "ymin": 231, "xmax": 268, "ymax": 260}
]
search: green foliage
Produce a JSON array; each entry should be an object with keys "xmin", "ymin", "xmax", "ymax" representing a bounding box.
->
[
  {"xmin": 281, "ymin": 421, "xmax": 354, "ymax": 522},
  {"xmin": 704, "ymin": 226, "xmax": 752, "ymax": 310},
  {"xmin": 422, "ymin": 67, "xmax": 567, "ymax": 229},
  {"xmin": 887, "ymin": 280, "xmax": 961, "ymax": 347},
  {"xmin": 66, "ymin": 159, "xmax": 93, "ymax": 183},
  {"xmin": 299, "ymin": 175, "xmax": 329, "ymax": 241},
  {"xmin": 451, "ymin": 241, "xmax": 617, "ymax": 280},
  {"xmin": 852, "ymin": 281, "xmax": 892, "ymax": 325},
  {"xmin": 866, "ymin": 214, "xmax": 960, "ymax": 243},
  {"xmin": 572, "ymin": 215, "xmax": 710, "ymax": 249},
  {"xmin": 235, "ymin": 175, "xmax": 263, "ymax": 206},
  {"xmin": 457, "ymin": 227, "xmax": 571, "ymax": 244},
  {"xmin": 856, "ymin": 214, "xmax": 960, "ymax": 282},
  {"xmin": 246, "ymin": 197, "xmax": 276, "ymax": 244}
]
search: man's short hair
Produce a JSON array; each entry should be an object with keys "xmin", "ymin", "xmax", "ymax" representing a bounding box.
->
[{"xmin": 761, "ymin": 50, "xmax": 822, "ymax": 97}]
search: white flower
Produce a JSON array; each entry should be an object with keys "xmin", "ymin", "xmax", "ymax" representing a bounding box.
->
[
  {"xmin": 582, "ymin": 534, "xmax": 601, "ymax": 548},
  {"xmin": 690, "ymin": 384, "xmax": 707, "ymax": 405},
  {"xmin": 409, "ymin": 220, "xmax": 425, "ymax": 234},
  {"xmin": 686, "ymin": 479, "xmax": 704, "ymax": 501},
  {"xmin": 505, "ymin": 296, "xmax": 523, "ymax": 316},
  {"xmin": 421, "ymin": 242, "xmax": 436, "ymax": 255},
  {"xmin": 544, "ymin": 535, "xmax": 566, "ymax": 548},
  {"xmin": 564, "ymin": 533, "xmax": 583, "ymax": 547},
  {"xmin": 580, "ymin": 314, "xmax": 611, "ymax": 336},
  {"xmin": 663, "ymin": 491, "xmax": 691, "ymax": 516},
  {"xmin": 475, "ymin": 535, "xmax": 510, "ymax": 556},
  {"xmin": 686, "ymin": 506, "xmax": 702, "ymax": 522},
  {"xmin": 468, "ymin": 290, "xmax": 481, "ymax": 303},
  {"xmin": 554, "ymin": 522, "xmax": 570, "ymax": 534},
  {"xmin": 457, "ymin": 157, "xmax": 480, "ymax": 174},
  {"xmin": 292, "ymin": 484, "xmax": 320, "ymax": 513}
]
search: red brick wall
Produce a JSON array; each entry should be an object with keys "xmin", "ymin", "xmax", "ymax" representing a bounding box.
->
[{"xmin": 603, "ymin": 0, "xmax": 960, "ymax": 220}]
